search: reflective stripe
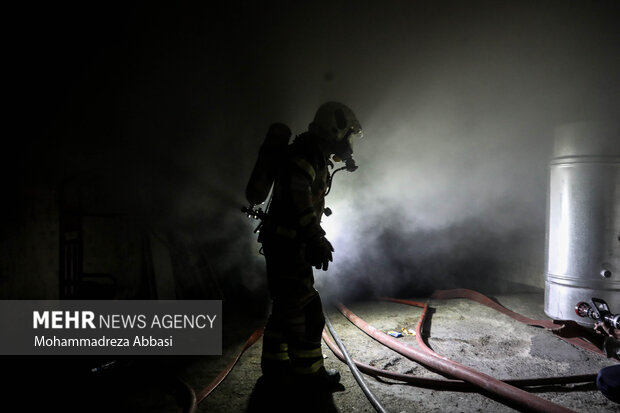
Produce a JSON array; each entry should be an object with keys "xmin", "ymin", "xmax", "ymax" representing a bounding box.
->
[
  {"xmin": 279, "ymin": 343, "xmax": 289, "ymax": 352},
  {"xmin": 293, "ymin": 158, "xmax": 316, "ymax": 182},
  {"xmin": 293, "ymin": 359, "xmax": 324, "ymax": 375},
  {"xmin": 299, "ymin": 211, "xmax": 317, "ymax": 227},
  {"xmin": 262, "ymin": 351, "xmax": 290, "ymax": 361},
  {"xmin": 290, "ymin": 347, "xmax": 323, "ymax": 359}
]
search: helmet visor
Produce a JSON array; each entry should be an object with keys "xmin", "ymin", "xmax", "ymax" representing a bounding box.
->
[{"xmin": 344, "ymin": 126, "xmax": 363, "ymax": 150}]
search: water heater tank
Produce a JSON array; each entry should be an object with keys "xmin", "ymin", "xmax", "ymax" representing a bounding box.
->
[{"xmin": 544, "ymin": 121, "xmax": 620, "ymax": 325}]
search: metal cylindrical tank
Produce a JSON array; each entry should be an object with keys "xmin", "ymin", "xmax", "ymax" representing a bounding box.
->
[{"xmin": 544, "ymin": 121, "xmax": 620, "ymax": 325}]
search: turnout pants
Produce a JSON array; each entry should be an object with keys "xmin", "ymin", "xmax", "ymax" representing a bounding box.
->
[{"xmin": 260, "ymin": 238, "xmax": 326, "ymax": 377}]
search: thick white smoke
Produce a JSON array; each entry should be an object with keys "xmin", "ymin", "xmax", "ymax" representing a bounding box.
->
[
  {"xmin": 316, "ymin": 88, "xmax": 552, "ymax": 298},
  {"xmin": 141, "ymin": 1, "xmax": 619, "ymax": 300}
]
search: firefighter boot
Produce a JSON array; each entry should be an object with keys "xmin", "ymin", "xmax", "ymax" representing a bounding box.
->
[
  {"xmin": 260, "ymin": 330, "xmax": 291, "ymax": 380},
  {"xmin": 313, "ymin": 366, "xmax": 341, "ymax": 386},
  {"xmin": 298, "ymin": 366, "xmax": 342, "ymax": 391}
]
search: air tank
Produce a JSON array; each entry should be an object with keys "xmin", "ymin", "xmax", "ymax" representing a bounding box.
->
[
  {"xmin": 245, "ymin": 123, "xmax": 291, "ymax": 206},
  {"xmin": 544, "ymin": 121, "xmax": 620, "ymax": 326}
]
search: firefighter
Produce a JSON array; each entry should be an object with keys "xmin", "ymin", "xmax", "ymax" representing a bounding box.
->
[
  {"xmin": 552, "ymin": 319, "xmax": 620, "ymax": 404},
  {"xmin": 594, "ymin": 321, "xmax": 620, "ymax": 404},
  {"xmin": 252, "ymin": 102, "xmax": 362, "ymax": 388}
]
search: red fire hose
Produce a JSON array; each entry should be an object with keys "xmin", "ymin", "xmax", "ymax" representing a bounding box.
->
[
  {"xmin": 195, "ymin": 326, "xmax": 264, "ymax": 404},
  {"xmin": 186, "ymin": 289, "xmax": 603, "ymax": 412},
  {"xmin": 335, "ymin": 301, "xmax": 576, "ymax": 413},
  {"xmin": 322, "ymin": 330, "xmax": 596, "ymax": 390},
  {"xmin": 179, "ymin": 326, "xmax": 264, "ymax": 413},
  {"xmin": 429, "ymin": 289, "xmax": 604, "ymax": 355}
]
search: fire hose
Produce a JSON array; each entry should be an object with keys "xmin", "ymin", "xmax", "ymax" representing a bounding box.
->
[
  {"xmin": 429, "ymin": 289, "xmax": 604, "ymax": 355},
  {"xmin": 322, "ymin": 331, "xmax": 596, "ymax": 392},
  {"xmin": 184, "ymin": 289, "xmax": 606, "ymax": 412},
  {"xmin": 324, "ymin": 313, "xmax": 388, "ymax": 413},
  {"xmin": 335, "ymin": 301, "xmax": 576, "ymax": 413},
  {"xmin": 179, "ymin": 326, "xmax": 264, "ymax": 413},
  {"xmin": 385, "ymin": 295, "xmax": 601, "ymax": 386},
  {"xmin": 176, "ymin": 377, "xmax": 197, "ymax": 413},
  {"xmin": 322, "ymin": 319, "xmax": 596, "ymax": 389},
  {"xmin": 195, "ymin": 327, "xmax": 264, "ymax": 405}
]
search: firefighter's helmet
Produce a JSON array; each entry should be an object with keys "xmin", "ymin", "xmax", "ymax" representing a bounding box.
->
[{"xmin": 309, "ymin": 102, "xmax": 363, "ymax": 147}]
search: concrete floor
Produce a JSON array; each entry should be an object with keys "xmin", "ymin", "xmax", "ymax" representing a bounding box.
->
[
  {"xmin": 14, "ymin": 291, "xmax": 619, "ymax": 412},
  {"xmin": 187, "ymin": 291, "xmax": 619, "ymax": 413}
]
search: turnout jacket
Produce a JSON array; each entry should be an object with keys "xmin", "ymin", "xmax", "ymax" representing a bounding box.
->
[{"xmin": 260, "ymin": 132, "xmax": 329, "ymax": 243}]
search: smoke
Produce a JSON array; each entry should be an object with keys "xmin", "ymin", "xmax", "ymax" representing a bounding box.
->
[
  {"xmin": 316, "ymin": 95, "xmax": 552, "ymax": 299},
  {"xmin": 25, "ymin": 2, "xmax": 619, "ymax": 301},
  {"xmin": 156, "ymin": 1, "xmax": 620, "ymax": 300}
]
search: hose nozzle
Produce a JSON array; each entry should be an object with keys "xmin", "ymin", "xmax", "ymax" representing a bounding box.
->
[{"xmin": 575, "ymin": 301, "xmax": 594, "ymax": 318}]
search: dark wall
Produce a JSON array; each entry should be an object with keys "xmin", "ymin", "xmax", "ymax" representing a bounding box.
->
[{"xmin": 4, "ymin": 1, "xmax": 620, "ymax": 300}]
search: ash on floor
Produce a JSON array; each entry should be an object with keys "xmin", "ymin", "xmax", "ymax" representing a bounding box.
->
[{"xmin": 193, "ymin": 292, "xmax": 619, "ymax": 413}]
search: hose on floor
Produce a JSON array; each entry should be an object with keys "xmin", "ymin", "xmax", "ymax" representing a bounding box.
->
[
  {"xmin": 336, "ymin": 301, "xmax": 576, "ymax": 413},
  {"xmin": 324, "ymin": 312, "xmax": 388, "ymax": 413}
]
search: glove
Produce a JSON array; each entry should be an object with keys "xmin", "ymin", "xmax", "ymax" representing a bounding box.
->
[{"xmin": 305, "ymin": 236, "xmax": 334, "ymax": 271}]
